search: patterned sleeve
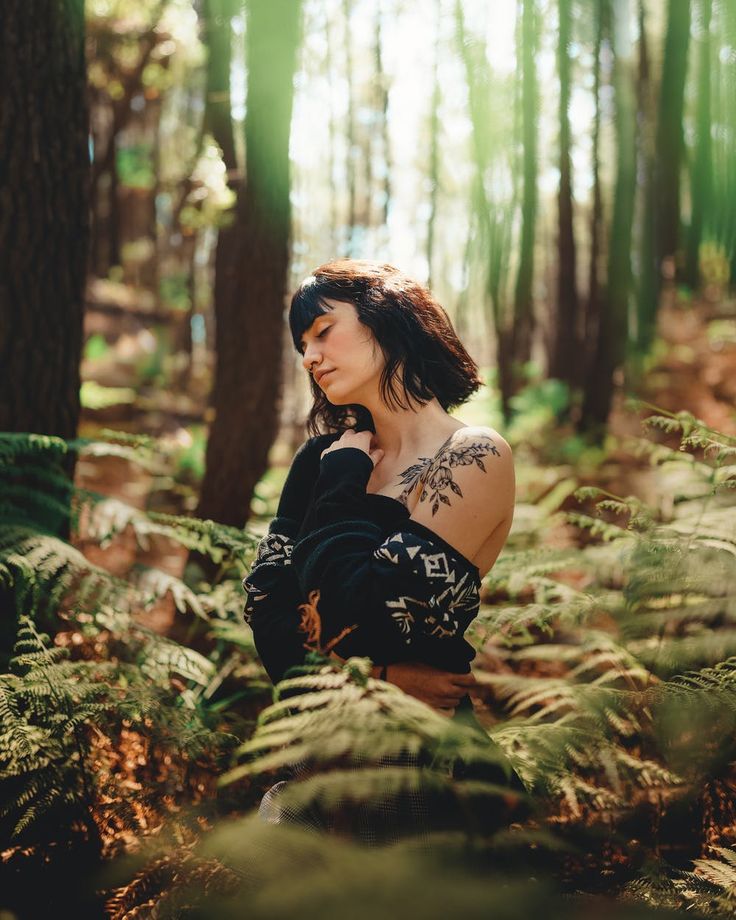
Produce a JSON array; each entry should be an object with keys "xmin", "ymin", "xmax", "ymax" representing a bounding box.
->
[
  {"xmin": 289, "ymin": 449, "xmax": 480, "ymax": 673},
  {"xmin": 241, "ymin": 433, "xmax": 342, "ymax": 684},
  {"xmin": 242, "ymin": 515, "xmax": 308, "ymax": 685}
]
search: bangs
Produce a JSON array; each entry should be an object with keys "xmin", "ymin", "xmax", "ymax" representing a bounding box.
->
[{"xmin": 288, "ymin": 278, "xmax": 338, "ymax": 352}]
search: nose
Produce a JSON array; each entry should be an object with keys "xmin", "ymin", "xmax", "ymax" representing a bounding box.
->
[{"xmin": 301, "ymin": 340, "xmax": 321, "ymax": 373}]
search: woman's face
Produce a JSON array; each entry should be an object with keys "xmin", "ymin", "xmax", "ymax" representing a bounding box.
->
[{"xmin": 299, "ymin": 298, "xmax": 384, "ymax": 405}]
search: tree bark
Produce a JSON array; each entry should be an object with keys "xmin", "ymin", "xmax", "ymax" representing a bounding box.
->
[
  {"xmin": 343, "ymin": 0, "xmax": 356, "ymax": 255},
  {"xmin": 203, "ymin": 0, "xmax": 239, "ymax": 175},
  {"xmin": 512, "ymin": 0, "xmax": 538, "ymax": 374},
  {"xmin": 685, "ymin": 0, "xmax": 712, "ymax": 288},
  {"xmin": 427, "ymin": 0, "xmax": 442, "ymax": 288},
  {"xmin": 581, "ymin": 0, "xmax": 637, "ymax": 436},
  {"xmin": 583, "ymin": 0, "xmax": 604, "ymax": 377},
  {"xmin": 657, "ymin": 0, "xmax": 691, "ymax": 273},
  {"xmin": 635, "ymin": 0, "xmax": 658, "ymax": 358},
  {"xmin": 197, "ymin": 0, "xmax": 302, "ymax": 529},
  {"xmin": 548, "ymin": 0, "xmax": 580, "ymax": 389},
  {"xmin": 0, "ymin": 0, "xmax": 89, "ymax": 440}
]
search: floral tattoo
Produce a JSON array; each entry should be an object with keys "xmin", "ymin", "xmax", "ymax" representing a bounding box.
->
[{"xmin": 396, "ymin": 434, "xmax": 500, "ymax": 515}]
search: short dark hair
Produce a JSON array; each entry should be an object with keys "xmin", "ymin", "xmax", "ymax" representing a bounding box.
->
[{"xmin": 288, "ymin": 259, "xmax": 483, "ymax": 436}]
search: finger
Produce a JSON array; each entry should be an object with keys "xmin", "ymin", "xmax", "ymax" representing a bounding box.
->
[
  {"xmin": 449, "ymin": 673, "xmax": 479, "ymax": 688},
  {"xmin": 434, "ymin": 691, "xmax": 465, "ymax": 707}
]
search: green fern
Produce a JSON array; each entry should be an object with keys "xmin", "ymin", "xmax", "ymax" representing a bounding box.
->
[{"xmin": 0, "ymin": 616, "xmax": 236, "ymax": 845}]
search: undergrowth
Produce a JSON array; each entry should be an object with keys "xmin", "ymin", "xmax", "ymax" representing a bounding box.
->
[{"xmin": 2, "ymin": 408, "xmax": 736, "ymax": 918}]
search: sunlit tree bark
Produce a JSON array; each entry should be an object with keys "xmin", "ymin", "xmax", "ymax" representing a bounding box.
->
[{"xmin": 197, "ymin": 0, "xmax": 301, "ymax": 528}]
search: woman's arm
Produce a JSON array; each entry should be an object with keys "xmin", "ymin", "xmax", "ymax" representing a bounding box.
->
[{"xmin": 242, "ymin": 433, "xmax": 340, "ymax": 684}]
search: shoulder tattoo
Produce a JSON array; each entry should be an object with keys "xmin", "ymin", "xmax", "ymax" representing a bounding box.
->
[{"xmin": 396, "ymin": 433, "xmax": 501, "ymax": 516}]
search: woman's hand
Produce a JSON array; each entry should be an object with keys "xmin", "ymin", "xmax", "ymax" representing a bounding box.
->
[
  {"xmin": 320, "ymin": 429, "xmax": 384, "ymax": 469},
  {"xmin": 377, "ymin": 662, "xmax": 477, "ymax": 716}
]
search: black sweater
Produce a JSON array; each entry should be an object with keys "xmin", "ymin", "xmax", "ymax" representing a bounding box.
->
[{"xmin": 243, "ymin": 438, "xmax": 481, "ymax": 684}]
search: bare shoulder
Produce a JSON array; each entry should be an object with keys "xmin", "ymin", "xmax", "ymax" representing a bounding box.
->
[
  {"xmin": 443, "ymin": 424, "xmax": 512, "ymax": 464},
  {"xmin": 409, "ymin": 424, "xmax": 515, "ymax": 561}
]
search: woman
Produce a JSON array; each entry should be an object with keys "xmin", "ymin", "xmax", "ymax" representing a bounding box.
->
[{"xmin": 243, "ymin": 259, "xmax": 522, "ymax": 838}]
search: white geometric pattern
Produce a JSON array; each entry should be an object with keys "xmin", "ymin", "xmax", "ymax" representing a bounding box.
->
[
  {"xmin": 372, "ymin": 531, "xmax": 480, "ymax": 642},
  {"xmin": 242, "ymin": 532, "xmax": 296, "ymax": 624},
  {"xmin": 254, "ymin": 532, "xmax": 293, "ymax": 566}
]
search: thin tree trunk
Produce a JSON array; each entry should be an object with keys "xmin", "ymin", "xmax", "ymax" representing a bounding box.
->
[
  {"xmin": 427, "ymin": 0, "xmax": 442, "ymax": 288},
  {"xmin": 583, "ymin": 0, "xmax": 604, "ymax": 374},
  {"xmin": 657, "ymin": 0, "xmax": 692, "ymax": 271},
  {"xmin": 325, "ymin": 5, "xmax": 340, "ymax": 252},
  {"xmin": 343, "ymin": 0, "xmax": 356, "ymax": 254},
  {"xmin": 455, "ymin": 0, "xmax": 514, "ymax": 417},
  {"xmin": 635, "ymin": 0, "xmax": 657, "ymax": 355},
  {"xmin": 548, "ymin": 0, "xmax": 580, "ymax": 388},
  {"xmin": 581, "ymin": 0, "xmax": 637, "ymax": 436},
  {"xmin": 203, "ymin": 0, "xmax": 239, "ymax": 175},
  {"xmin": 197, "ymin": 0, "xmax": 302, "ymax": 529},
  {"xmin": 685, "ymin": 0, "xmax": 712, "ymax": 288},
  {"xmin": 512, "ymin": 0, "xmax": 538, "ymax": 373},
  {"xmin": 378, "ymin": 1, "xmax": 392, "ymax": 229}
]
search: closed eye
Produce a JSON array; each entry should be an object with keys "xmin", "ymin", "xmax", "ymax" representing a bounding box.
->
[{"xmin": 299, "ymin": 325, "xmax": 331, "ymax": 355}]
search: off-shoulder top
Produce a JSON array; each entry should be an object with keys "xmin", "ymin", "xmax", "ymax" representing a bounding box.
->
[{"xmin": 243, "ymin": 442, "xmax": 482, "ymax": 685}]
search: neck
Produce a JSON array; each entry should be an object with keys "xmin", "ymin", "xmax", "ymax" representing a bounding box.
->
[{"xmin": 362, "ymin": 392, "xmax": 456, "ymax": 461}]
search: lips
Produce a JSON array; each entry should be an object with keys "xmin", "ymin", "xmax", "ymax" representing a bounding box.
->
[{"xmin": 316, "ymin": 369, "xmax": 336, "ymax": 385}]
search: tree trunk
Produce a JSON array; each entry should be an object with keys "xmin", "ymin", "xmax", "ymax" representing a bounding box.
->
[
  {"xmin": 203, "ymin": 0, "xmax": 239, "ymax": 175},
  {"xmin": 685, "ymin": 0, "xmax": 712, "ymax": 288},
  {"xmin": 197, "ymin": 0, "xmax": 302, "ymax": 529},
  {"xmin": 0, "ymin": 0, "xmax": 89, "ymax": 441},
  {"xmin": 548, "ymin": 0, "xmax": 580, "ymax": 389},
  {"xmin": 657, "ymin": 0, "xmax": 691, "ymax": 272},
  {"xmin": 582, "ymin": 0, "xmax": 604, "ymax": 382},
  {"xmin": 635, "ymin": 0, "xmax": 658, "ymax": 358},
  {"xmin": 512, "ymin": 0, "xmax": 538, "ymax": 375},
  {"xmin": 343, "ymin": 0, "xmax": 356, "ymax": 255},
  {"xmin": 427, "ymin": 0, "xmax": 442, "ymax": 288},
  {"xmin": 378, "ymin": 1, "xmax": 391, "ymax": 230},
  {"xmin": 581, "ymin": 0, "xmax": 637, "ymax": 437}
]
